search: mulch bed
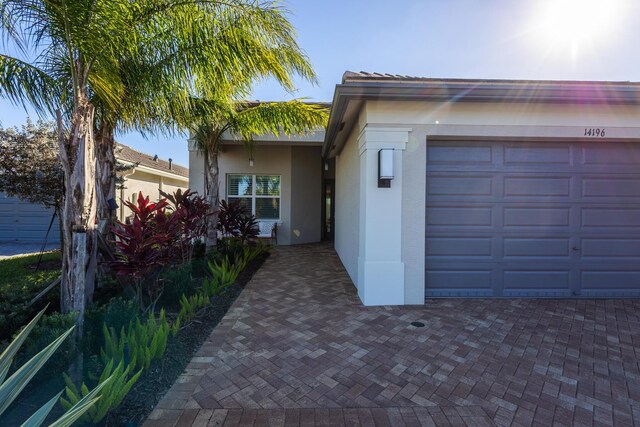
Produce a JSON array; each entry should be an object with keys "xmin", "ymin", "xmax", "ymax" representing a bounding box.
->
[{"xmin": 104, "ymin": 252, "xmax": 269, "ymax": 426}]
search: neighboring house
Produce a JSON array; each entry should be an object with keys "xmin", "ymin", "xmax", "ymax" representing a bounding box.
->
[
  {"xmin": 0, "ymin": 144, "xmax": 189, "ymax": 244},
  {"xmin": 191, "ymin": 71, "xmax": 640, "ymax": 306},
  {"xmin": 0, "ymin": 193, "xmax": 60, "ymax": 244},
  {"xmin": 115, "ymin": 144, "xmax": 189, "ymax": 222}
]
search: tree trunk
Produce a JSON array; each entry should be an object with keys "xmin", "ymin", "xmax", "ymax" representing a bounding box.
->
[
  {"xmin": 57, "ymin": 94, "xmax": 98, "ymax": 332},
  {"xmin": 205, "ymin": 146, "xmax": 220, "ymax": 251},
  {"xmin": 56, "ymin": 205, "xmax": 64, "ymax": 249},
  {"xmin": 96, "ymin": 125, "xmax": 117, "ymax": 229}
]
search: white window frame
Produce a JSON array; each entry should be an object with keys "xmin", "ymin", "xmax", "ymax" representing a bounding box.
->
[{"xmin": 227, "ymin": 174, "xmax": 281, "ymax": 220}]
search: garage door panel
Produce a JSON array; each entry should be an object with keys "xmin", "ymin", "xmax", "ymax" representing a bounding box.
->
[
  {"xmin": 504, "ymin": 145, "xmax": 571, "ymax": 165},
  {"xmin": 581, "ymin": 271, "xmax": 640, "ymax": 296},
  {"xmin": 503, "ymin": 207, "xmax": 570, "ymax": 227},
  {"xmin": 428, "ymin": 176, "xmax": 493, "ymax": 196},
  {"xmin": 503, "ymin": 270, "xmax": 571, "ymax": 295},
  {"xmin": 425, "ymin": 269, "xmax": 493, "ymax": 297},
  {"xmin": 503, "ymin": 177, "xmax": 571, "ymax": 197},
  {"xmin": 581, "ymin": 208, "xmax": 640, "ymax": 228},
  {"xmin": 427, "ymin": 207, "xmax": 493, "ymax": 226},
  {"xmin": 427, "ymin": 144, "xmax": 493, "ymax": 165},
  {"xmin": 582, "ymin": 144, "xmax": 640, "ymax": 166},
  {"xmin": 426, "ymin": 237, "xmax": 493, "ymax": 257},
  {"xmin": 582, "ymin": 177, "xmax": 640, "ymax": 198},
  {"xmin": 0, "ymin": 193, "xmax": 59, "ymax": 243},
  {"xmin": 503, "ymin": 238, "xmax": 570, "ymax": 258},
  {"xmin": 581, "ymin": 238, "xmax": 640, "ymax": 258}
]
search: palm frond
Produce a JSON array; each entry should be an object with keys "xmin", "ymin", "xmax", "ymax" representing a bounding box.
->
[
  {"xmin": 0, "ymin": 53, "xmax": 57, "ymax": 113},
  {"xmin": 233, "ymin": 100, "xmax": 329, "ymax": 140}
]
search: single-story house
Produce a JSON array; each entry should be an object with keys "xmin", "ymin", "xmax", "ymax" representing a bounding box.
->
[
  {"xmin": 115, "ymin": 143, "xmax": 189, "ymax": 222},
  {"xmin": 189, "ymin": 126, "xmax": 331, "ymax": 246},
  {"xmin": 191, "ymin": 71, "xmax": 640, "ymax": 305},
  {"xmin": 0, "ymin": 144, "xmax": 188, "ymax": 244}
]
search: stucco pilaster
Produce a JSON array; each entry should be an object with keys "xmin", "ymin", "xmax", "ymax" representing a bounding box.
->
[{"xmin": 356, "ymin": 127, "xmax": 411, "ymax": 305}]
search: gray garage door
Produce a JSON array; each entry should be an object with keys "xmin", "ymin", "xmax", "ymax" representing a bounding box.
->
[
  {"xmin": 425, "ymin": 140, "xmax": 640, "ymax": 298},
  {"xmin": 0, "ymin": 193, "xmax": 60, "ymax": 243}
]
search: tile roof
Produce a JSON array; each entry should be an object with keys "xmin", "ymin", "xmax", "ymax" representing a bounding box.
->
[
  {"xmin": 343, "ymin": 71, "xmax": 640, "ymax": 86},
  {"xmin": 115, "ymin": 143, "xmax": 189, "ymax": 179}
]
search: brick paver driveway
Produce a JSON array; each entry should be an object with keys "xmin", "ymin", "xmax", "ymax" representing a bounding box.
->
[{"xmin": 147, "ymin": 244, "xmax": 640, "ymax": 426}]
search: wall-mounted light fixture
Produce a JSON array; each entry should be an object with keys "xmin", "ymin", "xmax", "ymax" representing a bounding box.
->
[
  {"xmin": 324, "ymin": 162, "xmax": 329, "ymax": 172},
  {"xmin": 378, "ymin": 149, "xmax": 394, "ymax": 188},
  {"xmin": 249, "ymin": 156, "xmax": 254, "ymax": 167}
]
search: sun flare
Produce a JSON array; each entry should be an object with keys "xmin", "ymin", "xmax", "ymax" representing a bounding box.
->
[{"xmin": 532, "ymin": 0, "xmax": 622, "ymax": 53}]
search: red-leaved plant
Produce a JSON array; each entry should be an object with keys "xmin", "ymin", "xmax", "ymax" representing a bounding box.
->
[
  {"xmin": 160, "ymin": 189, "xmax": 210, "ymax": 262},
  {"xmin": 111, "ymin": 192, "xmax": 177, "ymax": 306},
  {"xmin": 217, "ymin": 199, "xmax": 259, "ymax": 243}
]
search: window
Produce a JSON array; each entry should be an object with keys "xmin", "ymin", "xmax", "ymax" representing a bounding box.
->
[{"xmin": 227, "ymin": 174, "xmax": 280, "ymax": 220}]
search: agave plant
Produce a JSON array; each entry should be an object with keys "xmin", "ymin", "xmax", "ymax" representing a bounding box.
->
[{"xmin": 0, "ymin": 307, "xmax": 109, "ymax": 426}]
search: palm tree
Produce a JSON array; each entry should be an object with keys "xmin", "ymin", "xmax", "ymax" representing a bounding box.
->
[
  {"xmin": 193, "ymin": 100, "xmax": 329, "ymax": 250},
  {"xmin": 92, "ymin": 2, "xmax": 320, "ymax": 228},
  {"xmin": 0, "ymin": 0, "xmax": 320, "ymax": 330}
]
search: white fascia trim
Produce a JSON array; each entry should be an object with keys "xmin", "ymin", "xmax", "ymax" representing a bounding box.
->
[{"xmin": 117, "ymin": 160, "xmax": 189, "ymax": 182}]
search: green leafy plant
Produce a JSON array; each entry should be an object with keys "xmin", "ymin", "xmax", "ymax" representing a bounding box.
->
[
  {"xmin": 0, "ymin": 252, "xmax": 61, "ymax": 342},
  {"xmin": 100, "ymin": 310, "xmax": 170, "ymax": 372},
  {"xmin": 207, "ymin": 257, "xmax": 241, "ymax": 292},
  {"xmin": 172, "ymin": 293, "xmax": 209, "ymax": 337},
  {"xmin": 172, "ymin": 292, "xmax": 210, "ymax": 335},
  {"xmin": 157, "ymin": 263, "xmax": 197, "ymax": 307},
  {"xmin": 0, "ymin": 307, "xmax": 108, "ymax": 426},
  {"xmin": 61, "ymin": 358, "xmax": 141, "ymax": 423},
  {"xmin": 14, "ymin": 311, "xmax": 77, "ymax": 375},
  {"xmin": 84, "ymin": 297, "xmax": 139, "ymax": 354}
]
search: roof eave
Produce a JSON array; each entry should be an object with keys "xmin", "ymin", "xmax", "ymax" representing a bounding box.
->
[
  {"xmin": 117, "ymin": 160, "xmax": 189, "ymax": 181},
  {"xmin": 322, "ymin": 80, "xmax": 640, "ymax": 158}
]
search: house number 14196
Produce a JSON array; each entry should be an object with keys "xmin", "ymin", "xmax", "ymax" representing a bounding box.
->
[{"xmin": 584, "ymin": 128, "xmax": 606, "ymax": 137}]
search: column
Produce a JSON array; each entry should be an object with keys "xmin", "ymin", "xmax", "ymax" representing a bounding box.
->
[{"xmin": 357, "ymin": 126, "xmax": 411, "ymax": 305}]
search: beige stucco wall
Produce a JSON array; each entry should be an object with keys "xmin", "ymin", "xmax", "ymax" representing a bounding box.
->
[
  {"xmin": 333, "ymin": 98, "xmax": 640, "ymax": 304},
  {"xmin": 291, "ymin": 146, "xmax": 322, "ymax": 244},
  {"xmin": 363, "ymin": 100, "xmax": 640, "ymax": 132},
  {"xmin": 190, "ymin": 141, "xmax": 324, "ymax": 246},
  {"xmin": 117, "ymin": 170, "xmax": 188, "ymax": 221},
  {"xmin": 189, "ymin": 146, "xmax": 206, "ymax": 196},
  {"xmin": 334, "ymin": 119, "xmax": 362, "ymax": 285},
  {"xmin": 218, "ymin": 144, "xmax": 293, "ymax": 244}
]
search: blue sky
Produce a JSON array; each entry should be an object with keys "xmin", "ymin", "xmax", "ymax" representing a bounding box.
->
[{"xmin": 1, "ymin": 0, "xmax": 639, "ymax": 166}]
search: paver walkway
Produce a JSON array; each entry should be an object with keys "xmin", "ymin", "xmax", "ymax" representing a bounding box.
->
[{"xmin": 146, "ymin": 243, "xmax": 640, "ymax": 426}]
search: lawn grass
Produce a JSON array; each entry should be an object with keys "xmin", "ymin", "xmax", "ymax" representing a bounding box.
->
[{"xmin": 0, "ymin": 251, "xmax": 61, "ymax": 340}]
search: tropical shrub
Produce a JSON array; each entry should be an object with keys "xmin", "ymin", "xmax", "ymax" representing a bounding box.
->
[
  {"xmin": 160, "ymin": 189, "xmax": 210, "ymax": 262},
  {"xmin": 84, "ymin": 298, "xmax": 139, "ymax": 353},
  {"xmin": 0, "ymin": 307, "xmax": 108, "ymax": 426},
  {"xmin": 111, "ymin": 193, "xmax": 177, "ymax": 305},
  {"xmin": 172, "ymin": 293, "xmax": 209, "ymax": 336},
  {"xmin": 208, "ymin": 257, "xmax": 242, "ymax": 291},
  {"xmin": 61, "ymin": 358, "xmax": 141, "ymax": 423},
  {"xmin": 157, "ymin": 263, "xmax": 198, "ymax": 307},
  {"xmin": 14, "ymin": 311, "xmax": 77, "ymax": 374},
  {"xmin": 100, "ymin": 310, "xmax": 170, "ymax": 372},
  {"xmin": 0, "ymin": 252, "xmax": 61, "ymax": 342},
  {"xmin": 217, "ymin": 199, "xmax": 259, "ymax": 242}
]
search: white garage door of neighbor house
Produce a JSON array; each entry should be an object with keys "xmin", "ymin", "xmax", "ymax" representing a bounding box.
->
[
  {"xmin": 0, "ymin": 193, "xmax": 60, "ymax": 243},
  {"xmin": 425, "ymin": 139, "xmax": 640, "ymax": 298}
]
